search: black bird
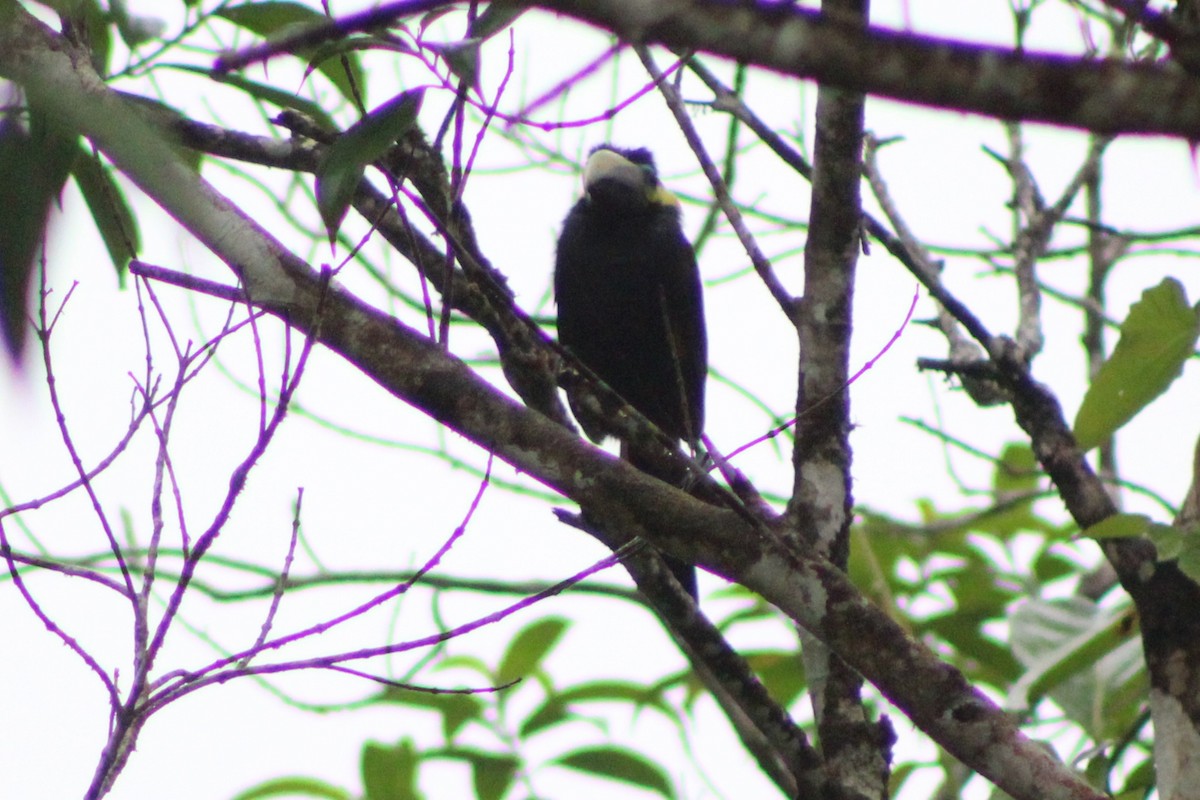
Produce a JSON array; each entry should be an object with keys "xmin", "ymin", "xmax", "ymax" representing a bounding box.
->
[{"xmin": 554, "ymin": 145, "xmax": 707, "ymax": 597}]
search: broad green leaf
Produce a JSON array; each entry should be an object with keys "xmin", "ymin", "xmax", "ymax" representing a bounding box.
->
[
  {"xmin": 217, "ymin": 1, "xmax": 327, "ymax": 38},
  {"xmin": 744, "ymin": 649, "xmax": 806, "ymax": 707},
  {"xmin": 316, "ymin": 89, "xmax": 424, "ymax": 242},
  {"xmin": 361, "ymin": 739, "xmax": 422, "ymax": 800},
  {"xmin": 432, "ymin": 653, "xmax": 491, "ymax": 678},
  {"xmin": 0, "ymin": 111, "xmax": 76, "ymax": 360},
  {"xmin": 435, "ymin": 749, "xmax": 519, "ymax": 800},
  {"xmin": 378, "ymin": 687, "xmax": 483, "ymax": 741},
  {"xmin": 1083, "ymin": 750, "xmax": 1110, "ymax": 789},
  {"xmin": 472, "ymin": 754, "xmax": 518, "ymax": 800},
  {"xmin": 31, "ymin": 106, "xmax": 81, "ymax": 199},
  {"xmin": 521, "ymin": 680, "xmax": 669, "ymax": 737},
  {"xmin": 923, "ymin": 613, "xmax": 1021, "ymax": 686},
  {"xmin": 1074, "ymin": 278, "xmax": 1200, "ymax": 451},
  {"xmin": 1176, "ymin": 541, "xmax": 1200, "ymax": 585},
  {"xmin": 231, "ymin": 776, "xmax": 352, "ymax": 800},
  {"xmin": 217, "ymin": 2, "xmax": 365, "ymax": 105},
  {"xmin": 429, "ymin": 39, "xmax": 481, "ymax": 89},
  {"xmin": 71, "ymin": 147, "xmax": 139, "ymax": 280},
  {"xmin": 497, "ymin": 617, "xmax": 567, "ymax": 684},
  {"xmin": 297, "ymin": 36, "xmax": 374, "ymax": 103},
  {"xmin": 555, "ymin": 680, "xmax": 664, "ymax": 705},
  {"xmin": 1150, "ymin": 522, "xmax": 1186, "ymax": 561},
  {"xmin": 1117, "ymin": 756, "xmax": 1156, "ymax": 798},
  {"xmin": 1080, "ymin": 513, "xmax": 1151, "ymax": 540},
  {"xmin": 1008, "ymin": 597, "xmax": 1145, "ymax": 740},
  {"xmin": 1032, "ymin": 548, "xmax": 1078, "ymax": 583},
  {"xmin": 520, "ymin": 697, "xmax": 570, "ymax": 737},
  {"xmin": 468, "ymin": 3, "xmax": 526, "ymax": 41},
  {"xmin": 993, "ymin": 442, "xmax": 1039, "ymax": 495},
  {"xmin": 712, "ymin": 595, "xmax": 776, "ymax": 628},
  {"xmin": 975, "ymin": 444, "xmax": 1053, "ymax": 539},
  {"xmin": 554, "ymin": 746, "xmax": 674, "ymax": 799},
  {"xmin": 888, "ymin": 762, "xmax": 920, "ymax": 799},
  {"xmin": 418, "ymin": 7, "xmax": 457, "ymax": 33},
  {"xmin": 81, "ymin": 0, "xmax": 113, "ymax": 75}
]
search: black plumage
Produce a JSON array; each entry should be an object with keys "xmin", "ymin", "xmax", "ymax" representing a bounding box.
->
[{"xmin": 554, "ymin": 145, "xmax": 707, "ymax": 597}]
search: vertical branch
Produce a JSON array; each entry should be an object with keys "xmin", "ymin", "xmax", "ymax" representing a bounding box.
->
[
  {"xmin": 1082, "ymin": 145, "xmax": 1121, "ymax": 482},
  {"xmin": 1005, "ymin": 122, "xmax": 1046, "ymax": 359},
  {"xmin": 790, "ymin": 0, "xmax": 891, "ymax": 795},
  {"xmin": 1078, "ymin": 138, "xmax": 1125, "ymax": 600}
]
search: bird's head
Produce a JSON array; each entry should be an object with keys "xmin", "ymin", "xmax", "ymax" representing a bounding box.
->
[{"xmin": 582, "ymin": 145, "xmax": 680, "ymax": 212}]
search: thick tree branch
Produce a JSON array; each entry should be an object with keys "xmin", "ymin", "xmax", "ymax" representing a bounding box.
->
[
  {"xmin": 208, "ymin": 0, "xmax": 1200, "ymax": 139},
  {"xmin": 532, "ymin": 0, "xmax": 1200, "ymax": 138}
]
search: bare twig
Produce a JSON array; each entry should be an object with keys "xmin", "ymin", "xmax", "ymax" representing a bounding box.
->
[{"xmin": 635, "ymin": 45, "xmax": 796, "ymax": 317}]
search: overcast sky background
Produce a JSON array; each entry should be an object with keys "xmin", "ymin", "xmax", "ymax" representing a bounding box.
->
[{"xmin": 3, "ymin": 1, "xmax": 1200, "ymax": 798}]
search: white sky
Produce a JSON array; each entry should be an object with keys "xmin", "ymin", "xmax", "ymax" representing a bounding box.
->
[{"xmin": 3, "ymin": 1, "xmax": 1199, "ymax": 798}]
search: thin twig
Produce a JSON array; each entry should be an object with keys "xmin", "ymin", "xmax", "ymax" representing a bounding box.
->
[{"xmin": 636, "ymin": 45, "xmax": 796, "ymax": 317}]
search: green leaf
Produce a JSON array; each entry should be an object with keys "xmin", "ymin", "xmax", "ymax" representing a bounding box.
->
[
  {"xmin": 377, "ymin": 687, "xmax": 484, "ymax": 741},
  {"xmin": 297, "ymin": 36, "xmax": 371, "ymax": 104},
  {"xmin": 472, "ymin": 755, "xmax": 518, "ymax": 800},
  {"xmin": 468, "ymin": 3, "xmax": 526, "ymax": 41},
  {"xmin": 218, "ymin": 2, "xmax": 327, "ymax": 37},
  {"xmin": 71, "ymin": 147, "xmax": 139, "ymax": 281},
  {"xmin": 972, "ymin": 444, "xmax": 1050, "ymax": 539},
  {"xmin": 0, "ymin": 110, "xmax": 76, "ymax": 360},
  {"xmin": 497, "ymin": 617, "xmax": 567, "ymax": 684},
  {"xmin": 888, "ymin": 762, "xmax": 920, "ymax": 799},
  {"xmin": 1150, "ymin": 523, "xmax": 1186, "ymax": 561},
  {"xmin": 923, "ymin": 612, "xmax": 1022, "ymax": 686},
  {"xmin": 520, "ymin": 697, "xmax": 570, "ymax": 737},
  {"xmin": 432, "ymin": 653, "xmax": 492, "ymax": 678},
  {"xmin": 1007, "ymin": 597, "xmax": 1145, "ymax": 739},
  {"xmin": 1176, "ymin": 541, "xmax": 1200, "ymax": 585},
  {"xmin": 520, "ymin": 680, "xmax": 669, "ymax": 737},
  {"xmin": 81, "ymin": 0, "xmax": 113, "ymax": 75},
  {"xmin": 1032, "ymin": 548, "xmax": 1077, "ymax": 583},
  {"xmin": 1074, "ymin": 278, "xmax": 1200, "ymax": 451},
  {"xmin": 744, "ymin": 650, "xmax": 807, "ymax": 707},
  {"xmin": 439, "ymin": 749, "xmax": 518, "ymax": 800},
  {"xmin": 429, "ymin": 39, "xmax": 481, "ymax": 89},
  {"xmin": 1080, "ymin": 513, "xmax": 1151, "ymax": 540},
  {"xmin": 554, "ymin": 746, "xmax": 674, "ymax": 799},
  {"xmin": 217, "ymin": 2, "xmax": 365, "ymax": 106},
  {"xmin": 316, "ymin": 89, "xmax": 424, "ymax": 242},
  {"xmin": 993, "ymin": 442, "xmax": 1039, "ymax": 495},
  {"xmin": 231, "ymin": 776, "xmax": 352, "ymax": 800},
  {"xmin": 162, "ymin": 64, "xmax": 337, "ymax": 132},
  {"xmin": 1117, "ymin": 756, "xmax": 1156, "ymax": 798},
  {"xmin": 361, "ymin": 739, "xmax": 423, "ymax": 800}
]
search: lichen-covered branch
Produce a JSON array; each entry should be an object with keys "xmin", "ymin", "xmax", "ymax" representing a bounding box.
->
[{"xmin": 534, "ymin": 0, "xmax": 1200, "ymax": 138}]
